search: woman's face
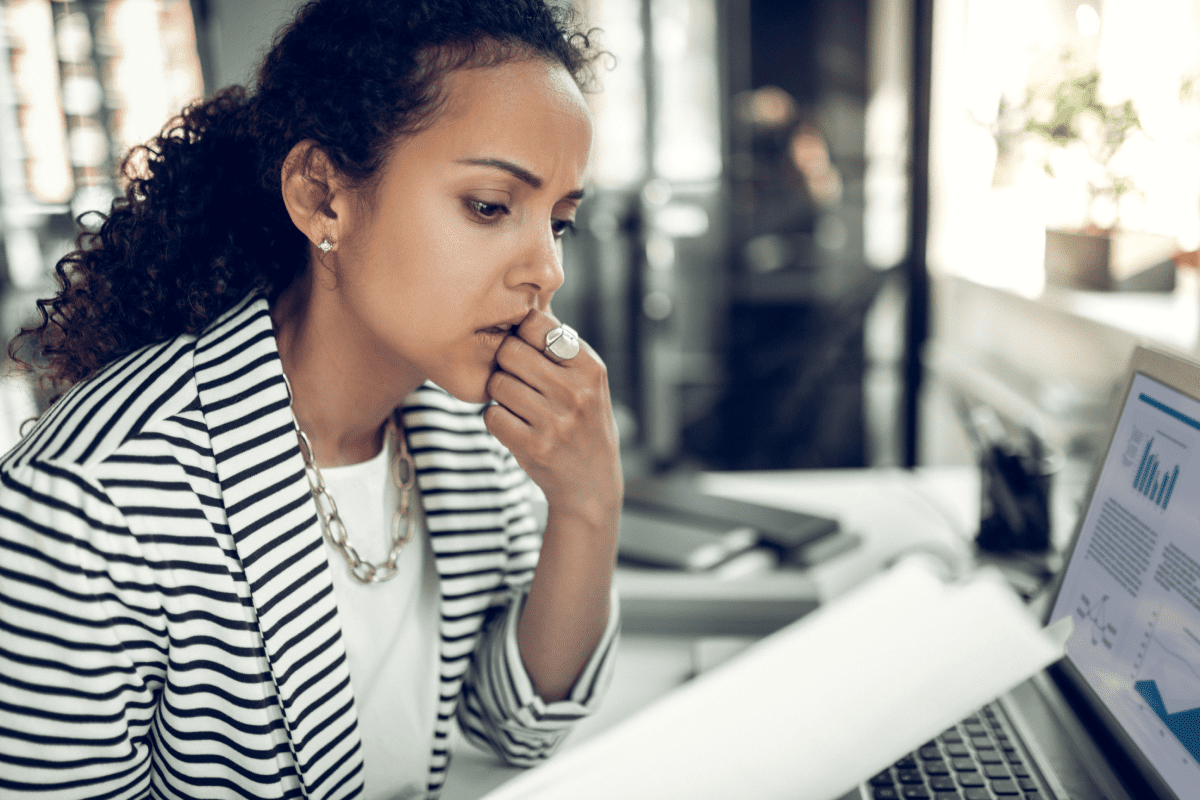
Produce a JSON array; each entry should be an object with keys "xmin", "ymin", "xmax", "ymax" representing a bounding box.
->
[{"xmin": 331, "ymin": 57, "xmax": 593, "ymax": 403}]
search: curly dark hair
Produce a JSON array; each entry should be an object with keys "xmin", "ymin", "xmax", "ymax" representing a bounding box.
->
[{"xmin": 10, "ymin": 0, "xmax": 600, "ymax": 399}]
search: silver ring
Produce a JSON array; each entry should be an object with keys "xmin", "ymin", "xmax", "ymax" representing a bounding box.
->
[{"xmin": 544, "ymin": 324, "xmax": 580, "ymax": 362}]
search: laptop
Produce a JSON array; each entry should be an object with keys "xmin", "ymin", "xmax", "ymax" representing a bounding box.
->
[{"xmin": 855, "ymin": 344, "xmax": 1200, "ymax": 800}]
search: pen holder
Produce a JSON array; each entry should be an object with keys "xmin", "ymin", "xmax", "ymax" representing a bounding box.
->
[{"xmin": 976, "ymin": 445, "xmax": 1057, "ymax": 553}]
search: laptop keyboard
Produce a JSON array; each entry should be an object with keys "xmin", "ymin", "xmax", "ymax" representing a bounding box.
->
[{"xmin": 867, "ymin": 703, "xmax": 1051, "ymax": 800}]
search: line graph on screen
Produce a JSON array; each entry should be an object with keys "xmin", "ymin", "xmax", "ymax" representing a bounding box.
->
[{"xmin": 1131, "ymin": 604, "xmax": 1200, "ymax": 764}]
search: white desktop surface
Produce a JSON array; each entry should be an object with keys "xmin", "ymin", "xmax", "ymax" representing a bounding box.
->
[{"xmin": 438, "ymin": 467, "xmax": 983, "ymax": 800}]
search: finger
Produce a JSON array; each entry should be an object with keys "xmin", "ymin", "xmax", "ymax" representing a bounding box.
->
[
  {"xmin": 514, "ymin": 308, "xmax": 559, "ymax": 351},
  {"xmin": 483, "ymin": 390, "xmax": 579, "ymax": 480},
  {"xmin": 515, "ymin": 309, "xmax": 580, "ymax": 367},
  {"xmin": 482, "ymin": 402, "xmax": 534, "ymax": 458},
  {"xmin": 495, "ymin": 333, "xmax": 588, "ymax": 401},
  {"xmin": 486, "ymin": 366, "xmax": 553, "ymax": 422}
]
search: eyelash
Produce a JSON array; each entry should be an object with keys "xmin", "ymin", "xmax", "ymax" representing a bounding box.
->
[
  {"xmin": 467, "ymin": 199, "xmax": 508, "ymax": 221},
  {"xmin": 465, "ymin": 199, "xmax": 577, "ymax": 240}
]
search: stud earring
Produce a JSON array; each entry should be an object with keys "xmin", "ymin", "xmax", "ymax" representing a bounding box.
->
[{"xmin": 318, "ymin": 238, "xmax": 334, "ymax": 253}]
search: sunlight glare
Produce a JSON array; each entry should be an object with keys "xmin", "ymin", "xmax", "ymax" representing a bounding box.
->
[{"xmin": 1076, "ymin": 4, "xmax": 1101, "ymax": 38}]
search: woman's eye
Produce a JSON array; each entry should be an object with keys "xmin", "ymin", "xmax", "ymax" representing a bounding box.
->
[
  {"xmin": 467, "ymin": 199, "xmax": 508, "ymax": 220},
  {"xmin": 551, "ymin": 219, "xmax": 577, "ymax": 239}
]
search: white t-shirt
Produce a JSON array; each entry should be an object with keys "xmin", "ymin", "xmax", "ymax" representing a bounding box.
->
[{"xmin": 320, "ymin": 435, "xmax": 441, "ymax": 800}]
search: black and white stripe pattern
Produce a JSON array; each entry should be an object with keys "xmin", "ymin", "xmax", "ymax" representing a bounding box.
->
[{"xmin": 0, "ymin": 294, "xmax": 618, "ymax": 799}]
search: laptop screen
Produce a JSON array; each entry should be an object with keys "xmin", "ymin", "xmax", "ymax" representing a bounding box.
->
[{"xmin": 1048, "ymin": 368, "xmax": 1200, "ymax": 799}]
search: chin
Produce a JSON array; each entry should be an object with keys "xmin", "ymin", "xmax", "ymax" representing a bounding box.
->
[
  {"xmin": 428, "ymin": 368, "xmax": 493, "ymax": 407},
  {"xmin": 456, "ymin": 386, "xmax": 492, "ymax": 406}
]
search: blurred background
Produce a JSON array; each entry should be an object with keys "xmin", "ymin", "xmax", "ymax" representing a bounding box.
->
[{"xmin": 2, "ymin": 0, "xmax": 1200, "ymax": 489}]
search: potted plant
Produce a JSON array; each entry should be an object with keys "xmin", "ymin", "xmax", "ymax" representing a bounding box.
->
[{"xmin": 1020, "ymin": 66, "xmax": 1176, "ymax": 291}]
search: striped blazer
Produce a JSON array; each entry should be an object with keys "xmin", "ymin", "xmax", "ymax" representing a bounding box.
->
[{"xmin": 0, "ymin": 294, "xmax": 618, "ymax": 799}]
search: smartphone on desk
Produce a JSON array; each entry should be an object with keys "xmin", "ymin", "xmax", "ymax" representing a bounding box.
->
[
  {"xmin": 617, "ymin": 509, "xmax": 760, "ymax": 572},
  {"xmin": 623, "ymin": 475, "xmax": 843, "ymax": 558}
]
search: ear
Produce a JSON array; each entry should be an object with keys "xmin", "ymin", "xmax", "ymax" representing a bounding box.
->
[{"xmin": 281, "ymin": 140, "xmax": 345, "ymax": 252}]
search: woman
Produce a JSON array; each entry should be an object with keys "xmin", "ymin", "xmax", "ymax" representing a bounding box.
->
[{"xmin": 0, "ymin": 1, "xmax": 622, "ymax": 798}]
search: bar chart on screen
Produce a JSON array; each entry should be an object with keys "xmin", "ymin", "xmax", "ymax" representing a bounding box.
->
[
  {"xmin": 1130, "ymin": 434, "xmax": 1181, "ymax": 510},
  {"xmin": 1126, "ymin": 392, "xmax": 1200, "ymax": 512}
]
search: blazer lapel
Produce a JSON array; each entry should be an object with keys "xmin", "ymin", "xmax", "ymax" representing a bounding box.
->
[
  {"xmin": 402, "ymin": 387, "xmax": 510, "ymax": 691},
  {"xmin": 194, "ymin": 295, "xmax": 363, "ymax": 799}
]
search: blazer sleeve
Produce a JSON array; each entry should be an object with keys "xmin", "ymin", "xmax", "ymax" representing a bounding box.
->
[
  {"xmin": 455, "ymin": 451, "xmax": 620, "ymax": 766},
  {"xmin": 0, "ymin": 460, "xmax": 162, "ymax": 797}
]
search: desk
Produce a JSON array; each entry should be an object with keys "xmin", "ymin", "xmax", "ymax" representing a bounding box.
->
[{"xmin": 440, "ymin": 466, "xmax": 1014, "ymax": 800}]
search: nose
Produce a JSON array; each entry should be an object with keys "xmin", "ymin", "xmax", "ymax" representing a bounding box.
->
[{"xmin": 509, "ymin": 224, "xmax": 565, "ymax": 299}]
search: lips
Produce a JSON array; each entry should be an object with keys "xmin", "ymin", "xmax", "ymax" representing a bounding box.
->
[
  {"xmin": 478, "ymin": 323, "xmax": 515, "ymax": 335},
  {"xmin": 477, "ymin": 312, "xmax": 530, "ymax": 335}
]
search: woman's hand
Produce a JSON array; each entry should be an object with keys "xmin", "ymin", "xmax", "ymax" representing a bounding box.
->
[
  {"xmin": 483, "ymin": 309, "xmax": 623, "ymax": 528},
  {"xmin": 482, "ymin": 308, "xmax": 622, "ymax": 701}
]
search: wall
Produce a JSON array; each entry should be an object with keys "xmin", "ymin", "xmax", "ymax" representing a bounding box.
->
[{"xmin": 203, "ymin": 0, "xmax": 304, "ymax": 90}]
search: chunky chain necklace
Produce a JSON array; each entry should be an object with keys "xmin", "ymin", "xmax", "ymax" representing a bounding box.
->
[{"xmin": 283, "ymin": 374, "xmax": 417, "ymax": 583}]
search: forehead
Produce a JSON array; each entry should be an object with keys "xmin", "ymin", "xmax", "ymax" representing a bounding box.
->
[{"xmin": 396, "ymin": 58, "xmax": 593, "ymax": 176}]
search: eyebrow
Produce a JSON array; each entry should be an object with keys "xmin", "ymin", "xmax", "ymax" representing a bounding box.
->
[{"xmin": 457, "ymin": 157, "xmax": 586, "ymax": 201}]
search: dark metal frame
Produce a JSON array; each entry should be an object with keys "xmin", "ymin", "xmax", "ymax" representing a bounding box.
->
[{"xmin": 902, "ymin": 0, "xmax": 934, "ymax": 467}]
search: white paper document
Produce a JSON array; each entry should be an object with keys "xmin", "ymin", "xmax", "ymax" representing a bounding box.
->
[{"xmin": 481, "ymin": 558, "xmax": 1069, "ymax": 800}]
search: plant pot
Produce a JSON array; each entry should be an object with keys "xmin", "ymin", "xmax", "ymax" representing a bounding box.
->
[{"xmin": 1044, "ymin": 228, "xmax": 1177, "ymax": 292}]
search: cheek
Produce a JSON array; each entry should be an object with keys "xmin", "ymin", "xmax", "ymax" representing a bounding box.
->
[
  {"xmin": 403, "ymin": 210, "xmax": 494, "ymax": 301},
  {"xmin": 358, "ymin": 200, "xmax": 506, "ymax": 349}
]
